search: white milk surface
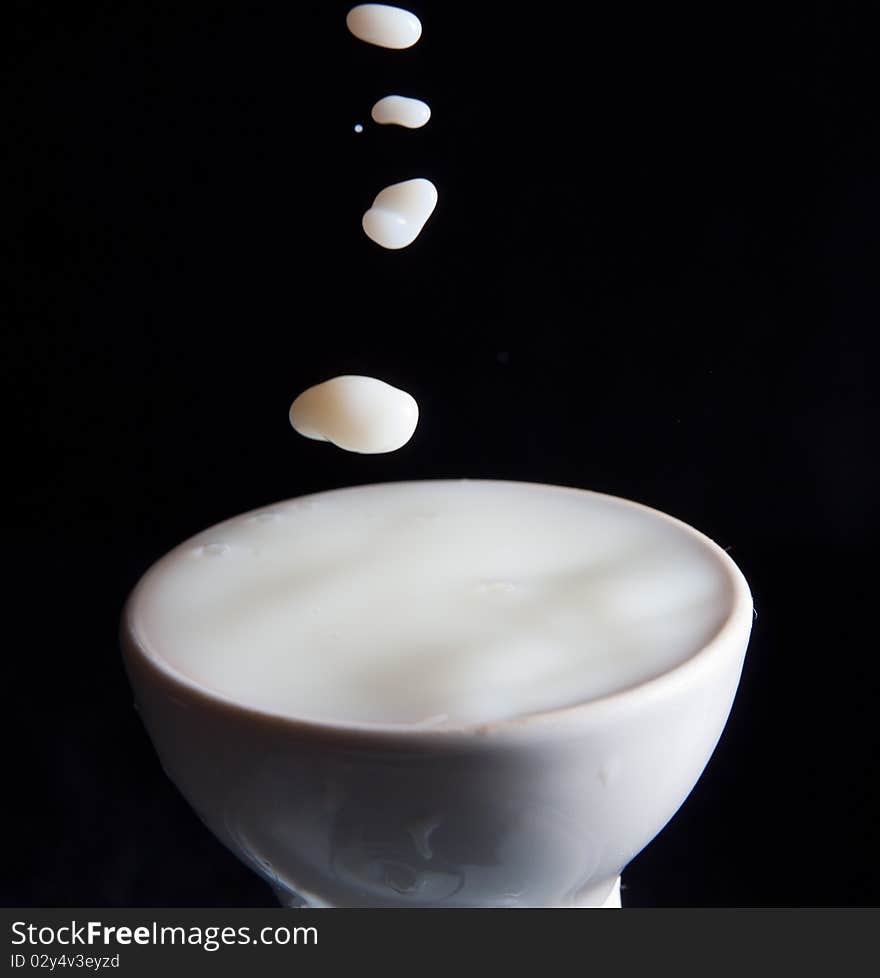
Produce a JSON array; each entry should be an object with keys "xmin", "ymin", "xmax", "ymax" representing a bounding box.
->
[{"xmin": 127, "ymin": 481, "xmax": 738, "ymax": 727}]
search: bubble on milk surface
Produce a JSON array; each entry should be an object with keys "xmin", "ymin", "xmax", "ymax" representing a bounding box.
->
[
  {"xmin": 246, "ymin": 511, "xmax": 282, "ymax": 524},
  {"xmin": 194, "ymin": 542, "xmax": 230, "ymax": 558}
]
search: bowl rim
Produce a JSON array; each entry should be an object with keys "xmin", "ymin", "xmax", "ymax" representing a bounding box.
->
[{"xmin": 121, "ymin": 479, "xmax": 753, "ymax": 746}]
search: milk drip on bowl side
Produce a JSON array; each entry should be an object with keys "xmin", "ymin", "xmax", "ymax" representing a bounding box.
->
[
  {"xmin": 371, "ymin": 95, "xmax": 431, "ymax": 129},
  {"xmin": 362, "ymin": 178, "xmax": 438, "ymax": 250},
  {"xmin": 289, "ymin": 375, "xmax": 419, "ymax": 454},
  {"xmin": 346, "ymin": 4, "xmax": 422, "ymax": 49}
]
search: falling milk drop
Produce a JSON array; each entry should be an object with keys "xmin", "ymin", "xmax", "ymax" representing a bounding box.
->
[
  {"xmin": 289, "ymin": 375, "xmax": 419, "ymax": 454},
  {"xmin": 346, "ymin": 4, "xmax": 422, "ymax": 49},
  {"xmin": 371, "ymin": 95, "xmax": 431, "ymax": 129},
  {"xmin": 362, "ymin": 178, "xmax": 438, "ymax": 250}
]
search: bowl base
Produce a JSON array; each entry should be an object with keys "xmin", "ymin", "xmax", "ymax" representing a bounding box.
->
[{"xmin": 270, "ymin": 875, "xmax": 623, "ymax": 909}]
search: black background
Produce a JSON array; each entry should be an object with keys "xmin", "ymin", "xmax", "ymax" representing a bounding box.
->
[{"xmin": 3, "ymin": 0, "xmax": 878, "ymax": 907}]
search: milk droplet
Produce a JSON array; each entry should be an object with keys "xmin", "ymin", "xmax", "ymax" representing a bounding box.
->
[
  {"xmin": 289, "ymin": 375, "xmax": 419, "ymax": 454},
  {"xmin": 477, "ymin": 581, "xmax": 517, "ymax": 594},
  {"xmin": 287, "ymin": 498, "xmax": 320, "ymax": 513},
  {"xmin": 362, "ymin": 178, "xmax": 437, "ymax": 250},
  {"xmin": 346, "ymin": 4, "xmax": 422, "ymax": 49},
  {"xmin": 197, "ymin": 542, "xmax": 230, "ymax": 557},
  {"xmin": 371, "ymin": 95, "xmax": 431, "ymax": 129}
]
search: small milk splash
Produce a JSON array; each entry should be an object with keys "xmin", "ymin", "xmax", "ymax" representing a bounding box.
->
[
  {"xmin": 371, "ymin": 95, "xmax": 431, "ymax": 129},
  {"xmin": 289, "ymin": 375, "xmax": 419, "ymax": 454},
  {"xmin": 362, "ymin": 178, "xmax": 438, "ymax": 250},
  {"xmin": 346, "ymin": 4, "xmax": 422, "ymax": 49}
]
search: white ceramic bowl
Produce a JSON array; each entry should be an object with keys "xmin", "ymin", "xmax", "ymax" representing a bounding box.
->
[{"xmin": 121, "ymin": 483, "xmax": 753, "ymax": 907}]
